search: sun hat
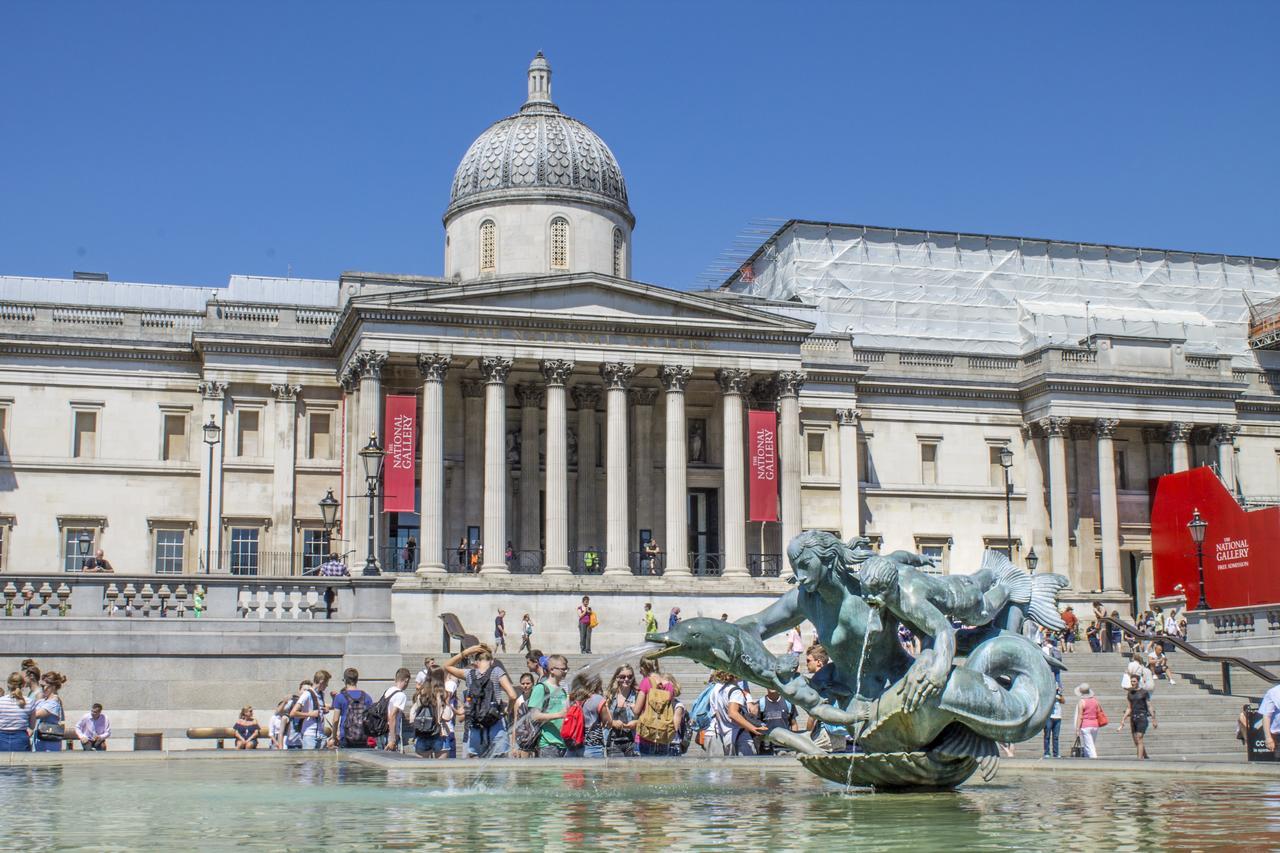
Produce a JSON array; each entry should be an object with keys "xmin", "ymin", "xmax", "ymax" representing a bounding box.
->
[{"xmin": 1074, "ymin": 683, "xmax": 1094, "ymax": 697}]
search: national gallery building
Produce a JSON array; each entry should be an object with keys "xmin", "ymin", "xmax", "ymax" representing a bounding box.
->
[{"xmin": 2, "ymin": 55, "xmax": 1279, "ymax": 645}]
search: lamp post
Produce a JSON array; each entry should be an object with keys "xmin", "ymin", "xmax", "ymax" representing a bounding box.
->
[
  {"xmin": 999, "ymin": 445, "xmax": 1015, "ymax": 563},
  {"xmin": 1187, "ymin": 508, "xmax": 1210, "ymax": 611},
  {"xmin": 358, "ymin": 433, "xmax": 385, "ymax": 576},
  {"xmin": 1026, "ymin": 547, "xmax": 1038, "ymax": 573},
  {"xmin": 319, "ymin": 488, "xmax": 340, "ymax": 549},
  {"xmin": 77, "ymin": 530, "xmax": 92, "ymax": 563},
  {"xmin": 202, "ymin": 415, "xmax": 222, "ymax": 574}
]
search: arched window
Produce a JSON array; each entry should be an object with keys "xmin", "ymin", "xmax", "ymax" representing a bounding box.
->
[
  {"xmin": 549, "ymin": 217, "xmax": 569, "ymax": 270},
  {"xmin": 479, "ymin": 220, "xmax": 497, "ymax": 273},
  {"xmin": 612, "ymin": 228, "xmax": 625, "ymax": 277}
]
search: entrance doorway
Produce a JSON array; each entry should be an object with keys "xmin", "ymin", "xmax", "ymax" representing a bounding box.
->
[{"xmin": 688, "ymin": 488, "xmax": 720, "ymax": 575}]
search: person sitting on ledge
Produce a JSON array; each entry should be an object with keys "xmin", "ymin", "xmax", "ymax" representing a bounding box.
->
[
  {"xmin": 318, "ymin": 552, "xmax": 349, "ymax": 577},
  {"xmin": 81, "ymin": 549, "xmax": 113, "ymax": 573},
  {"xmin": 75, "ymin": 703, "xmax": 111, "ymax": 750},
  {"xmin": 233, "ymin": 706, "xmax": 259, "ymax": 749}
]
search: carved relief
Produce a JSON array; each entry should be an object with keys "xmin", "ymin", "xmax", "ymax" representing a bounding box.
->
[
  {"xmin": 1167, "ymin": 422, "xmax": 1193, "ymax": 442},
  {"xmin": 1039, "ymin": 416, "xmax": 1071, "ymax": 437},
  {"xmin": 460, "ymin": 379, "xmax": 486, "ymax": 399},
  {"xmin": 354, "ymin": 350, "xmax": 388, "ymax": 380},
  {"xmin": 774, "ymin": 370, "xmax": 807, "ymax": 398},
  {"xmin": 628, "ymin": 387, "xmax": 659, "ymax": 407}
]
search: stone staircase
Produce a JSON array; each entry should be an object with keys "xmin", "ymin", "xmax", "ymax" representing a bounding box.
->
[{"xmin": 402, "ymin": 644, "xmax": 1265, "ymax": 762}]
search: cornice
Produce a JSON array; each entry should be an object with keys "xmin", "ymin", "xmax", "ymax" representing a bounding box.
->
[{"xmin": 0, "ymin": 339, "xmax": 196, "ymax": 363}]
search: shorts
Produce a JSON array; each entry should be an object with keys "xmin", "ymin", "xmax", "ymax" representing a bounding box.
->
[{"xmin": 1132, "ymin": 716, "xmax": 1149, "ymax": 735}]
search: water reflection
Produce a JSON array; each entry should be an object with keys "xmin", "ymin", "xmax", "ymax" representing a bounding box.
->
[{"xmin": 1, "ymin": 759, "xmax": 1278, "ymax": 851}]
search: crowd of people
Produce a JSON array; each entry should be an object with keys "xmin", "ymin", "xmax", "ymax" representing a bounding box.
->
[{"xmin": 0, "ymin": 659, "xmax": 111, "ymax": 752}]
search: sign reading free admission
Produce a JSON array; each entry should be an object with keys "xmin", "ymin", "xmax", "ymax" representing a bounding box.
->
[
  {"xmin": 382, "ymin": 395, "xmax": 417, "ymax": 513},
  {"xmin": 1151, "ymin": 466, "xmax": 1280, "ymax": 609},
  {"xmin": 748, "ymin": 409, "xmax": 778, "ymax": 522}
]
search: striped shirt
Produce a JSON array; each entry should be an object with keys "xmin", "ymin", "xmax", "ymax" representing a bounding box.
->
[{"xmin": 0, "ymin": 695, "xmax": 29, "ymax": 731}]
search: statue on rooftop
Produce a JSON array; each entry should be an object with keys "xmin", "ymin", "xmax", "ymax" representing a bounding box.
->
[{"xmin": 647, "ymin": 531, "xmax": 1067, "ymax": 790}]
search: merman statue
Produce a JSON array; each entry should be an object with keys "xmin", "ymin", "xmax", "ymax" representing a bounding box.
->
[{"xmin": 646, "ymin": 531, "xmax": 1069, "ymax": 790}]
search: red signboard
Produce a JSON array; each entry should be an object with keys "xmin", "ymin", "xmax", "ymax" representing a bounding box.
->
[
  {"xmin": 1151, "ymin": 466, "xmax": 1280, "ymax": 609},
  {"xmin": 382, "ymin": 395, "xmax": 417, "ymax": 513},
  {"xmin": 748, "ymin": 409, "xmax": 778, "ymax": 522}
]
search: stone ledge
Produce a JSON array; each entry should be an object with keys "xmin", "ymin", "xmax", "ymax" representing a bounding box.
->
[{"xmin": 391, "ymin": 574, "xmax": 790, "ymax": 595}]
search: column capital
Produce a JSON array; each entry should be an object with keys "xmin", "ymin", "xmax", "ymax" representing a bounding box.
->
[
  {"xmin": 515, "ymin": 383, "xmax": 545, "ymax": 408},
  {"xmin": 628, "ymin": 386, "xmax": 659, "ymax": 407},
  {"xmin": 1039, "ymin": 416, "xmax": 1071, "ymax": 437},
  {"xmin": 658, "ymin": 364, "xmax": 692, "ymax": 392},
  {"xmin": 480, "ymin": 356, "xmax": 512, "ymax": 385},
  {"xmin": 270, "ymin": 383, "xmax": 302, "ymax": 403},
  {"xmin": 339, "ymin": 365, "xmax": 359, "ymax": 393},
  {"xmin": 774, "ymin": 370, "xmax": 807, "ymax": 398},
  {"xmin": 417, "ymin": 354, "xmax": 451, "ymax": 383},
  {"xmin": 1167, "ymin": 421, "xmax": 1194, "ymax": 442},
  {"xmin": 1212, "ymin": 423, "xmax": 1240, "ymax": 445},
  {"xmin": 1021, "ymin": 422, "xmax": 1040, "ymax": 441},
  {"xmin": 460, "ymin": 379, "xmax": 486, "ymax": 399},
  {"xmin": 571, "ymin": 383, "xmax": 602, "ymax": 410},
  {"xmin": 354, "ymin": 350, "xmax": 388, "ymax": 380},
  {"xmin": 836, "ymin": 408, "xmax": 859, "ymax": 426},
  {"xmin": 540, "ymin": 359, "xmax": 574, "ymax": 387},
  {"xmin": 1094, "ymin": 418, "xmax": 1119, "ymax": 438},
  {"xmin": 715, "ymin": 367, "xmax": 751, "ymax": 396},
  {"xmin": 599, "ymin": 362, "xmax": 635, "ymax": 391},
  {"xmin": 197, "ymin": 380, "xmax": 228, "ymax": 401}
]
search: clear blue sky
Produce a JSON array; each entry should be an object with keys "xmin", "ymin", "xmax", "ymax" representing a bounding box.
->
[{"xmin": 2, "ymin": 2, "xmax": 1278, "ymax": 291}]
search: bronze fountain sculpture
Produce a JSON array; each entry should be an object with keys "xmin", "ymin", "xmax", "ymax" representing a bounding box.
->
[{"xmin": 647, "ymin": 532, "xmax": 1068, "ymax": 790}]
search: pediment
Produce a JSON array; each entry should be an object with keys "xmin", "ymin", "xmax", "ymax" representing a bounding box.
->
[{"xmin": 370, "ymin": 276, "xmax": 812, "ymax": 334}]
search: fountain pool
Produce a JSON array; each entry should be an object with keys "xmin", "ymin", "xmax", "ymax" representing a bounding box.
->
[{"xmin": 4, "ymin": 755, "xmax": 1280, "ymax": 850}]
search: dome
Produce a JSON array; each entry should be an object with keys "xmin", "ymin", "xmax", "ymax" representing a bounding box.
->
[{"xmin": 445, "ymin": 54, "xmax": 632, "ymax": 225}]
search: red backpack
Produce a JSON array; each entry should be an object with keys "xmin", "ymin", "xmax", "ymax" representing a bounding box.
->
[{"xmin": 560, "ymin": 701, "xmax": 585, "ymax": 746}]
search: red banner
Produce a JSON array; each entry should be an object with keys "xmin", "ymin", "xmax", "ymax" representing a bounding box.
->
[
  {"xmin": 382, "ymin": 395, "xmax": 417, "ymax": 513},
  {"xmin": 1152, "ymin": 466, "xmax": 1280, "ymax": 609},
  {"xmin": 748, "ymin": 409, "xmax": 778, "ymax": 522}
]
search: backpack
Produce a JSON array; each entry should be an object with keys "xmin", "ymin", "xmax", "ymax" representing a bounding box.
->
[
  {"xmin": 560, "ymin": 701, "xmax": 586, "ymax": 747},
  {"xmin": 514, "ymin": 681, "xmax": 557, "ymax": 751},
  {"xmin": 364, "ymin": 688, "xmax": 402, "ymax": 739},
  {"xmin": 467, "ymin": 668, "xmax": 504, "ymax": 728},
  {"xmin": 412, "ymin": 700, "xmax": 440, "ymax": 738},
  {"xmin": 339, "ymin": 689, "xmax": 371, "ymax": 747},
  {"xmin": 689, "ymin": 683, "xmax": 716, "ymax": 732},
  {"xmin": 287, "ymin": 688, "xmax": 320, "ymax": 735},
  {"xmin": 636, "ymin": 683, "xmax": 676, "ymax": 745}
]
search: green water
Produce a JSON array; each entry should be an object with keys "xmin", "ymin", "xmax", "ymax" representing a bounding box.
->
[{"xmin": 4, "ymin": 758, "xmax": 1280, "ymax": 851}]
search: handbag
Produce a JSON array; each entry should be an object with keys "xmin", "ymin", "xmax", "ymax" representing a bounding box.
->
[
  {"xmin": 36, "ymin": 721, "xmax": 65, "ymax": 742},
  {"xmin": 1096, "ymin": 705, "xmax": 1110, "ymax": 728},
  {"xmin": 1069, "ymin": 735, "xmax": 1083, "ymax": 758},
  {"xmin": 589, "ymin": 611, "xmax": 599, "ymax": 629}
]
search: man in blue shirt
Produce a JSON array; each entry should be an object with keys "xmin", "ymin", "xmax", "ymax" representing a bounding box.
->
[{"xmin": 1258, "ymin": 683, "xmax": 1280, "ymax": 755}]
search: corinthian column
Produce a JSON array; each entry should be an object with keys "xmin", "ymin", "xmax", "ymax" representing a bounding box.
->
[
  {"xmin": 600, "ymin": 363, "xmax": 635, "ymax": 575},
  {"xmin": 541, "ymin": 360, "xmax": 573, "ymax": 574},
  {"xmin": 836, "ymin": 408, "xmax": 860, "ymax": 540},
  {"xmin": 480, "ymin": 356, "xmax": 512, "ymax": 573},
  {"xmin": 1022, "ymin": 423, "xmax": 1047, "ymax": 567},
  {"xmin": 775, "ymin": 371, "xmax": 806, "ymax": 548},
  {"xmin": 417, "ymin": 354, "xmax": 450, "ymax": 574},
  {"xmin": 660, "ymin": 365, "xmax": 692, "ymax": 574},
  {"xmin": 1213, "ymin": 424, "xmax": 1239, "ymax": 493},
  {"xmin": 1168, "ymin": 422, "xmax": 1192, "ymax": 473},
  {"xmin": 718, "ymin": 368, "xmax": 750, "ymax": 577},
  {"xmin": 269, "ymin": 383, "xmax": 301, "ymax": 557},
  {"xmin": 572, "ymin": 384, "xmax": 601, "ymax": 558},
  {"xmin": 1095, "ymin": 418, "xmax": 1121, "ymax": 591},
  {"xmin": 1041, "ymin": 416, "xmax": 1071, "ymax": 580},
  {"xmin": 352, "ymin": 351, "xmax": 386, "ymax": 570},
  {"xmin": 515, "ymin": 383, "xmax": 544, "ymax": 559},
  {"xmin": 630, "ymin": 386, "xmax": 659, "ymax": 551},
  {"xmin": 461, "ymin": 380, "xmax": 486, "ymax": 544}
]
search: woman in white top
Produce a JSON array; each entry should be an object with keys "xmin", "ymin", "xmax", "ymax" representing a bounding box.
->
[
  {"xmin": 787, "ymin": 627, "xmax": 806, "ymax": 655},
  {"xmin": 0, "ymin": 671, "xmax": 32, "ymax": 751},
  {"xmin": 707, "ymin": 671, "xmax": 765, "ymax": 756}
]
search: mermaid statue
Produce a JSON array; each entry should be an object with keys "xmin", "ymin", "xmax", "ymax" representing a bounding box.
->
[{"xmin": 646, "ymin": 531, "xmax": 1068, "ymax": 790}]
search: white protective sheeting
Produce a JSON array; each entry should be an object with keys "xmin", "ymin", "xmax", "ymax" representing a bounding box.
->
[
  {"xmin": 0, "ymin": 274, "xmax": 339, "ymax": 311},
  {"xmin": 726, "ymin": 222, "xmax": 1280, "ymax": 365}
]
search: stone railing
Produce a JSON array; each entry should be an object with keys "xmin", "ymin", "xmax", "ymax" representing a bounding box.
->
[{"xmin": 0, "ymin": 574, "xmax": 393, "ymax": 621}]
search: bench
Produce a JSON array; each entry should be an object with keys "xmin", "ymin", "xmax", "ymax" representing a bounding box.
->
[
  {"xmin": 186, "ymin": 725, "xmax": 271, "ymax": 749},
  {"xmin": 440, "ymin": 612, "xmax": 479, "ymax": 654}
]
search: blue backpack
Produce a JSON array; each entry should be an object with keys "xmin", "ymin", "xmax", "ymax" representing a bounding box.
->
[{"xmin": 690, "ymin": 683, "xmax": 717, "ymax": 732}]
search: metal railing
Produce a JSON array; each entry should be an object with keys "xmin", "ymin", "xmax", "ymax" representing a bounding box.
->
[
  {"xmin": 507, "ymin": 550, "xmax": 543, "ymax": 574},
  {"xmin": 690, "ymin": 552, "xmax": 723, "ymax": 577},
  {"xmin": 445, "ymin": 548, "xmax": 481, "ymax": 573},
  {"xmin": 569, "ymin": 550, "xmax": 604, "ymax": 575},
  {"xmin": 629, "ymin": 551, "xmax": 666, "ymax": 576},
  {"xmin": 1097, "ymin": 614, "xmax": 1277, "ymax": 696},
  {"xmin": 378, "ymin": 546, "xmax": 417, "ymax": 573},
  {"xmin": 748, "ymin": 553, "xmax": 783, "ymax": 578}
]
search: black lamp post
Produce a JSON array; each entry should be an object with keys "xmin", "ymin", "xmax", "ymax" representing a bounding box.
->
[
  {"xmin": 1187, "ymin": 508, "xmax": 1210, "ymax": 611},
  {"xmin": 1026, "ymin": 547, "xmax": 1038, "ymax": 573},
  {"xmin": 319, "ymin": 488, "xmax": 340, "ymax": 546},
  {"xmin": 358, "ymin": 434, "xmax": 385, "ymax": 576},
  {"xmin": 999, "ymin": 445, "xmax": 1015, "ymax": 562},
  {"xmin": 202, "ymin": 415, "xmax": 222, "ymax": 574}
]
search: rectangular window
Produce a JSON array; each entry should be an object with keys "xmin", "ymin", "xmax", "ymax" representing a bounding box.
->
[
  {"xmin": 63, "ymin": 527, "xmax": 95, "ymax": 572},
  {"xmin": 308, "ymin": 412, "xmax": 333, "ymax": 460},
  {"xmin": 1115, "ymin": 447, "xmax": 1130, "ymax": 490},
  {"xmin": 920, "ymin": 545, "xmax": 945, "ymax": 574},
  {"xmin": 0, "ymin": 406, "xmax": 8, "ymax": 456},
  {"xmin": 920, "ymin": 442, "xmax": 938, "ymax": 485},
  {"xmin": 162, "ymin": 413, "xmax": 188, "ymax": 461},
  {"xmin": 229, "ymin": 528, "xmax": 260, "ymax": 576},
  {"xmin": 859, "ymin": 439, "xmax": 875, "ymax": 485},
  {"xmin": 236, "ymin": 410, "xmax": 260, "ymax": 458},
  {"xmin": 806, "ymin": 431, "xmax": 826, "ymax": 477},
  {"xmin": 989, "ymin": 446, "xmax": 1005, "ymax": 487},
  {"xmin": 73, "ymin": 410, "xmax": 97, "ymax": 458},
  {"xmin": 154, "ymin": 529, "xmax": 185, "ymax": 574},
  {"xmin": 301, "ymin": 529, "xmax": 329, "ymax": 574}
]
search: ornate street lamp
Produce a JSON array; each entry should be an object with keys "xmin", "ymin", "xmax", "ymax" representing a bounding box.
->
[
  {"xmin": 77, "ymin": 530, "xmax": 93, "ymax": 558},
  {"xmin": 319, "ymin": 488, "xmax": 340, "ymax": 555},
  {"xmin": 1026, "ymin": 547, "xmax": 1038, "ymax": 573},
  {"xmin": 999, "ymin": 445, "xmax": 1015, "ymax": 563},
  {"xmin": 358, "ymin": 434, "xmax": 385, "ymax": 576},
  {"xmin": 1187, "ymin": 508, "xmax": 1210, "ymax": 611},
  {"xmin": 202, "ymin": 415, "xmax": 222, "ymax": 574}
]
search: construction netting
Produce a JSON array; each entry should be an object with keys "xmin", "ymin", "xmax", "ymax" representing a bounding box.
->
[{"xmin": 724, "ymin": 222, "xmax": 1280, "ymax": 365}]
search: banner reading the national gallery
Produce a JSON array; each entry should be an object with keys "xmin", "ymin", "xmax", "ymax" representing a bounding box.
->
[
  {"xmin": 748, "ymin": 409, "xmax": 778, "ymax": 522},
  {"xmin": 383, "ymin": 395, "xmax": 417, "ymax": 513}
]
